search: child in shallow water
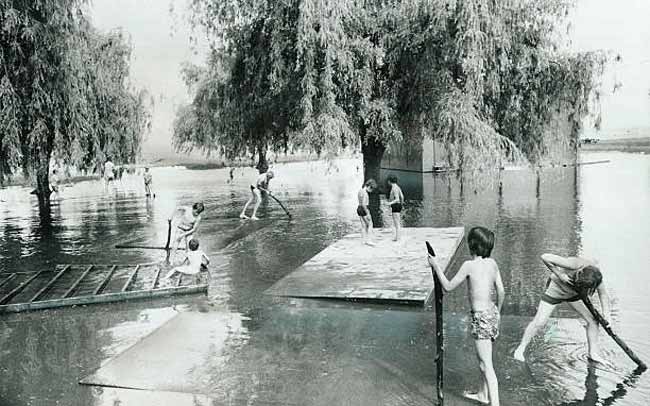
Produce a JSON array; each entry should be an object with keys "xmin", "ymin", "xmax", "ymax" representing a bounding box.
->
[
  {"xmin": 164, "ymin": 238, "xmax": 210, "ymax": 284},
  {"xmin": 513, "ymin": 253, "xmax": 610, "ymax": 364},
  {"xmin": 428, "ymin": 226, "xmax": 505, "ymax": 406}
]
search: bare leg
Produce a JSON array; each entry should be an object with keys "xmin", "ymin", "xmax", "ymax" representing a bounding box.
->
[
  {"xmin": 163, "ymin": 269, "xmax": 178, "ymax": 280},
  {"xmin": 392, "ymin": 213, "xmax": 401, "ymax": 241},
  {"xmin": 362, "ymin": 215, "xmax": 375, "ymax": 246},
  {"xmin": 568, "ymin": 299, "xmax": 605, "ymax": 363},
  {"xmin": 250, "ymin": 190, "xmax": 262, "ymax": 220},
  {"xmin": 464, "ymin": 339, "xmax": 499, "ymax": 406},
  {"xmin": 514, "ymin": 301, "xmax": 556, "ymax": 361},
  {"xmin": 358, "ymin": 216, "xmax": 367, "ymax": 242},
  {"xmin": 240, "ymin": 196, "xmax": 253, "ymax": 219}
]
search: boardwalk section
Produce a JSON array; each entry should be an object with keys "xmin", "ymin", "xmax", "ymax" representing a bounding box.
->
[{"xmin": 266, "ymin": 227, "xmax": 465, "ymax": 305}]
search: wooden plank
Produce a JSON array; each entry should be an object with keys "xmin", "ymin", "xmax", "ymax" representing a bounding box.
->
[
  {"xmin": 151, "ymin": 267, "xmax": 161, "ymax": 290},
  {"xmin": 63, "ymin": 265, "xmax": 93, "ymax": 298},
  {"xmin": 0, "ymin": 284, "xmax": 208, "ymax": 314},
  {"xmin": 0, "ymin": 274, "xmax": 17, "ymax": 290},
  {"xmin": 0, "ymin": 272, "xmax": 44, "ymax": 305},
  {"xmin": 121, "ymin": 265, "xmax": 140, "ymax": 292},
  {"xmin": 30, "ymin": 265, "xmax": 71, "ymax": 302},
  {"xmin": 94, "ymin": 265, "xmax": 117, "ymax": 295}
]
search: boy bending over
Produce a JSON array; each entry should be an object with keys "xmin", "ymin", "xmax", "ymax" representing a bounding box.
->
[
  {"xmin": 514, "ymin": 253, "xmax": 609, "ymax": 364},
  {"xmin": 428, "ymin": 226, "xmax": 505, "ymax": 406}
]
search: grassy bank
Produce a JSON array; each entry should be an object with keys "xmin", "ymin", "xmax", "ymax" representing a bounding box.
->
[{"xmin": 580, "ymin": 137, "xmax": 650, "ymax": 154}]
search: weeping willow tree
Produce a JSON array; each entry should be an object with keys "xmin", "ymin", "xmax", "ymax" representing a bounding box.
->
[
  {"xmin": 0, "ymin": 1, "xmax": 150, "ymax": 211},
  {"xmin": 176, "ymin": 0, "xmax": 604, "ymax": 180}
]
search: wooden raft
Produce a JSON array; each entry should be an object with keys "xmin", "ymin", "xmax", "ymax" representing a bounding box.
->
[{"xmin": 0, "ymin": 263, "xmax": 207, "ymax": 314}]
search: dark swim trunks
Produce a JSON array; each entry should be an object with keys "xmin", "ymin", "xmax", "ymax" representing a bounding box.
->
[
  {"xmin": 540, "ymin": 277, "xmax": 581, "ymax": 305},
  {"xmin": 390, "ymin": 202, "xmax": 402, "ymax": 213},
  {"xmin": 357, "ymin": 206, "xmax": 368, "ymax": 217}
]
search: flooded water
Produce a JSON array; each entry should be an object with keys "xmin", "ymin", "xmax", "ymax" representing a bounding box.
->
[{"xmin": 0, "ymin": 151, "xmax": 648, "ymax": 405}]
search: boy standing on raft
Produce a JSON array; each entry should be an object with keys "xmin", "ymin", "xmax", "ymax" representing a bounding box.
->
[
  {"xmin": 514, "ymin": 253, "xmax": 610, "ymax": 364},
  {"xmin": 240, "ymin": 170, "xmax": 274, "ymax": 220},
  {"xmin": 168, "ymin": 202, "xmax": 205, "ymax": 259},
  {"xmin": 357, "ymin": 179, "xmax": 377, "ymax": 246},
  {"xmin": 386, "ymin": 175, "xmax": 404, "ymax": 241},
  {"xmin": 428, "ymin": 226, "xmax": 505, "ymax": 406}
]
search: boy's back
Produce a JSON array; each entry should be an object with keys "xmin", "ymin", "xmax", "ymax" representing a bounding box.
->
[{"xmin": 464, "ymin": 257, "xmax": 501, "ymax": 312}]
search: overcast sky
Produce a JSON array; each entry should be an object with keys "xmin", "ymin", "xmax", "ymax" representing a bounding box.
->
[{"xmin": 89, "ymin": 0, "xmax": 650, "ymax": 152}]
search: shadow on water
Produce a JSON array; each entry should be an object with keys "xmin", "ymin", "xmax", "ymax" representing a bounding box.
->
[{"xmin": 556, "ymin": 364, "xmax": 646, "ymax": 406}]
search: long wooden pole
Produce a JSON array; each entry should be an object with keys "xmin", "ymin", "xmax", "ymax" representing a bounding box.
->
[
  {"xmin": 165, "ymin": 219, "xmax": 172, "ymax": 263},
  {"xmin": 426, "ymin": 241, "xmax": 444, "ymax": 406},
  {"xmin": 581, "ymin": 296, "xmax": 647, "ymax": 370},
  {"xmin": 259, "ymin": 187, "xmax": 291, "ymax": 218}
]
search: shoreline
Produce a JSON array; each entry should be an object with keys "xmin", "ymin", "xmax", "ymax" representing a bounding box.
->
[{"xmin": 580, "ymin": 137, "xmax": 650, "ymax": 154}]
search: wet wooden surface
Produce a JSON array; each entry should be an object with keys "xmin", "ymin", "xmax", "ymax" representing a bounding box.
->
[{"xmin": 266, "ymin": 227, "xmax": 465, "ymax": 305}]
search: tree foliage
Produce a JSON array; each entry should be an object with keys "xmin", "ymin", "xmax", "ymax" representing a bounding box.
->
[
  {"xmin": 0, "ymin": 0, "xmax": 150, "ymax": 207},
  {"xmin": 177, "ymin": 0, "xmax": 604, "ymax": 179}
]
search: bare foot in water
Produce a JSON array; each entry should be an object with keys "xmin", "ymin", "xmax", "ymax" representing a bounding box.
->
[
  {"xmin": 463, "ymin": 391, "xmax": 489, "ymax": 405},
  {"xmin": 513, "ymin": 347, "xmax": 526, "ymax": 362}
]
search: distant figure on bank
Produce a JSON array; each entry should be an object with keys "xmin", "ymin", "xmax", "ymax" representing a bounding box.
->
[
  {"xmin": 514, "ymin": 253, "xmax": 610, "ymax": 364},
  {"xmin": 163, "ymin": 238, "xmax": 209, "ymax": 284},
  {"xmin": 240, "ymin": 170, "xmax": 274, "ymax": 220},
  {"xmin": 386, "ymin": 175, "xmax": 405, "ymax": 241},
  {"xmin": 229, "ymin": 167, "xmax": 235, "ymax": 183},
  {"xmin": 50, "ymin": 169, "xmax": 61, "ymax": 199},
  {"xmin": 104, "ymin": 158, "xmax": 115, "ymax": 191},
  {"xmin": 143, "ymin": 167, "xmax": 154, "ymax": 198},
  {"xmin": 168, "ymin": 202, "xmax": 205, "ymax": 259},
  {"xmin": 357, "ymin": 179, "xmax": 377, "ymax": 246},
  {"xmin": 428, "ymin": 227, "xmax": 505, "ymax": 406}
]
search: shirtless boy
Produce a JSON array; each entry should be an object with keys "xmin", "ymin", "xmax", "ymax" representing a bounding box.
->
[
  {"xmin": 164, "ymin": 238, "xmax": 210, "ymax": 284},
  {"xmin": 428, "ymin": 226, "xmax": 505, "ymax": 406},
  {"xmin": 240, "ymin": 170, "xmax": 274, "ymax": 220},
  {"xmin": 387, "ymin": 175, "xmax": 405, "ymax": 241},
  {"xmin": 357, "ymin": 179, "xmax": 377, "ymax": 245},
  {"xmin": 514, "ymin": 253, "xmax": 610, "ymax": 364},
  {"xmin": 104, "ymin": 157, "xmax": 115, "ymax": 192},
  {"xmin": 168, "ymin": 202, "xmax": 205, "ymax": 259}
]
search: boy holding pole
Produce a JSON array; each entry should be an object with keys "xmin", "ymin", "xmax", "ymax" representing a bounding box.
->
[{"xmin": 427, "ymin": 226, "xmax": 505, "ymax": 406}]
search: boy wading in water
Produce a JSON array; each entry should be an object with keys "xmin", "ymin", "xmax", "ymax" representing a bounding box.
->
[
  {"xmin": 386, "ymin": 175, "xmax": 404, "ymax": 241},
  {"xmin": 164, "ymin": 238, "xmax": 210, "ymax": 284},
  {"xmin": 143, "ymin": 167, "xmax": 154, "ymax": 198},
  {"xmin": 428, "ymin": 226, "xmax": 505, "ymax": 406},
  {"xmin": 514, "ymin": 253, "xmax": 610, "ymax": 364},
  {"xmin": 240, "ymin": 170, "xmax": 274, "ymax": 220},
  {"xmin": 357, "ymin": 179, "xmax": 377, "ymax": 246},
  {"xmin": 168, "ymin": 202, "xmax": 205, "ymax": 259}
]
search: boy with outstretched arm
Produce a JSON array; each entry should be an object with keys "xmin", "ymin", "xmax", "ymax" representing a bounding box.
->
[
  {"xmin": 357, "ymin": 179, "xmax": 377, "ymax": 246},
  {"xmin": 428, "ymin": 226, "xmax": 505, "ymax": 406},
  {"xmin": 514, "ymin": 253, "xmax": 610, "ymax": 364},
  {"xmin": 168, "ymin": 202, "xmax": 205, "ymax": 260}
]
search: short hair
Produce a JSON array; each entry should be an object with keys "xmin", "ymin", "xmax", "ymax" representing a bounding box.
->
[
  {"xmin": 571, "ymin": 266, "xmax": 602, "ymax": 296},
  {"xmin": 387, "ymin": 175, "xmax": 398, "ymax": 184},
  {"xmin": 364, "ymin": 179, "xmax": 377, "ymax": 189},
  {"xmin": 188, "ymin": 239, "xmax": 199, "ymax": 251},
  {"xmin": 467, "ymin": 226, "xmax": 495, "ymax": 258},
  {"xmin": 266, "ymin": 170, "xmax": 274, "ymax": 178},
  {"xmin": 192, "ymin": 202, "xmax": 205, "ymax": 213}
]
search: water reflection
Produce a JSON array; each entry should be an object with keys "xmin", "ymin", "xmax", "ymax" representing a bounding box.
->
[{"xmin": 0, "ymin": 153, "xmax": 648, "ymax": 405}]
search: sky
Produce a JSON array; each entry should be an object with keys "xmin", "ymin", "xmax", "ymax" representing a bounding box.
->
[{"xmin": 89, "ymin": 0, "xmax": 650, "ymax": 155}]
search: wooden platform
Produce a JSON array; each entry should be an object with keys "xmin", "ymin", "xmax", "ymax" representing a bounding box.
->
[
  {"xmin": 0, "ymin": 263, "xmax": 207, "ymax": 314},
  {"xmin": 266, "ymin": 227, "xmax": 465, "ymax": 305}
]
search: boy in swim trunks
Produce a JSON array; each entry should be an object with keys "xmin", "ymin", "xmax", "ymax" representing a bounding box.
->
[
  {"xmin": 168, "ymin": 202, "xmax": 205, "ymax": 260},
  {"xmin": 357, "ymin": 179, "xmax": 377, "ymax": 246},
  {"xmin": 163, "ymin": 238, "xmax": 210, "ymax": 284},
  {"xmin": 240, "ymin": 170, "xmax": 274, "ymax": 220},
  {"xmin": 104, "ymin": 157, "xmax": 115, "ymax": 192},
  {"xmin": 386, "ymin": 175, "xmax": 405, "ymax": 241},
  {"xmin": 428, "ymin": 226, "xmax": 505, "ymax": 406},
  {"xmin": 143, "ymin": 167, "xmax": 153, "ymax": 198},
  {"xmin": 513, "ymin": 253, "xmax": 610, "ymax": 364}
]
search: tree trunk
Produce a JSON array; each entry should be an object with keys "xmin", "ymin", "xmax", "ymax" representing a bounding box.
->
[
  {"xmin": 35, "ymin": 157, "xmax": 51, "ymax": 213},
  {"xmin": 361, "ymin": 130, "xmax": 385, "ymax": 186},
  {"xmin": 256, "ymin": 142, "xmax": 269, "ymax": 174},
  {"xmin": 361, "ymin": 128, "xmax": 386, "ymax": 228}
]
